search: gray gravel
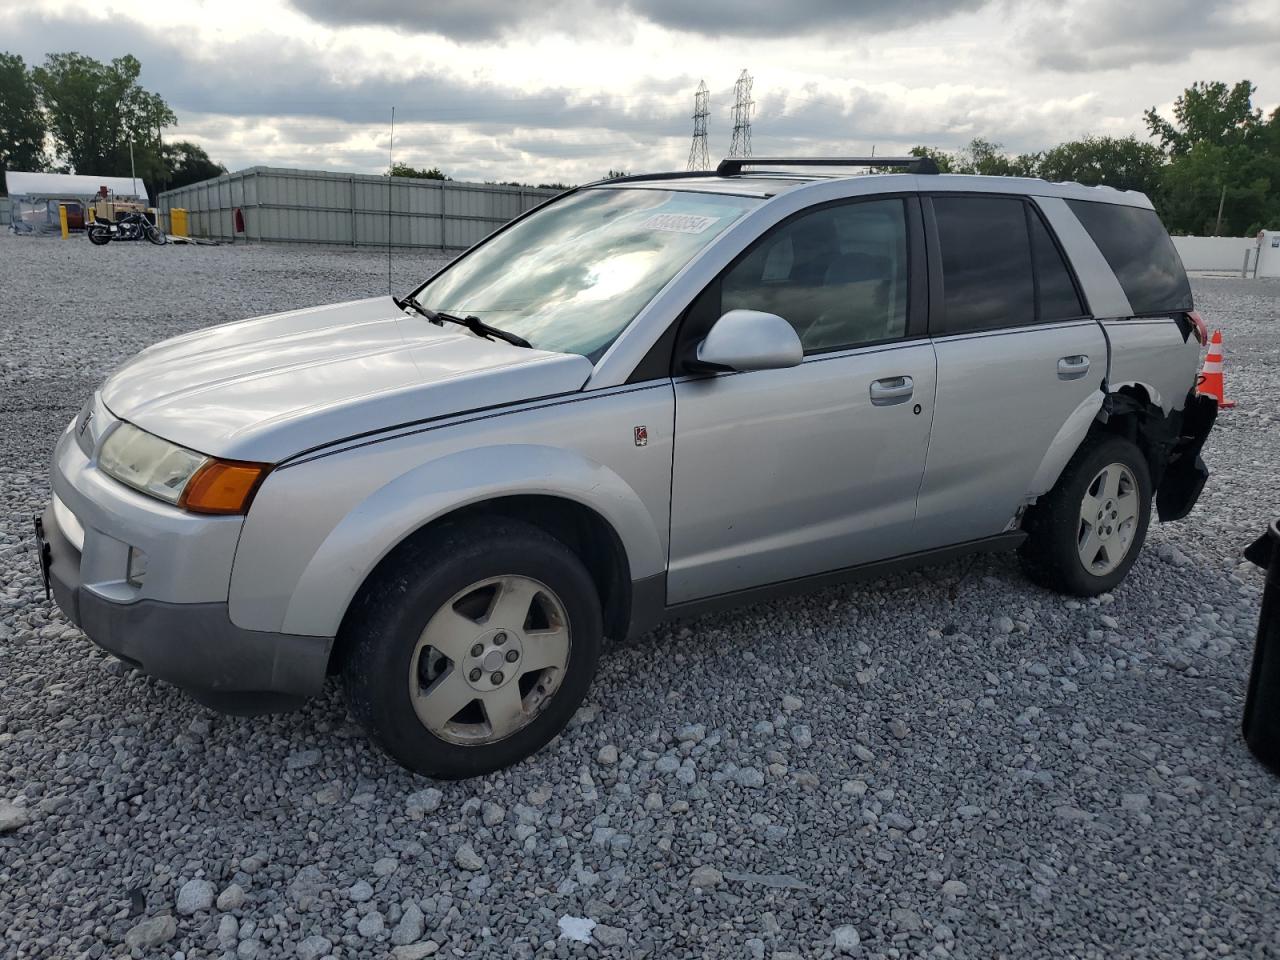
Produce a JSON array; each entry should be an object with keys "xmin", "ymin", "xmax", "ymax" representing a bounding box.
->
[{"xmin": 2, "ymin": 235, "xmax": 1279, "ymax": 959}]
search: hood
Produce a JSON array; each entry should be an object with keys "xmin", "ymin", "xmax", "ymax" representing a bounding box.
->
[{"xmin": 102, "ymin": 297, "xmax": 594, "ymax": 462}]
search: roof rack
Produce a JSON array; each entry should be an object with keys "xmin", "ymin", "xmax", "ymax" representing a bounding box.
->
[{"xmin": 715, "ymin": 156, "xmax": 940, "ymax": 177}]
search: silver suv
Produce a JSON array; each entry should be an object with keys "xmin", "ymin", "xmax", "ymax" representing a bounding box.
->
[{"xmin": 38, "ymin": 157, "xmax": 1217, "ymax": 778}]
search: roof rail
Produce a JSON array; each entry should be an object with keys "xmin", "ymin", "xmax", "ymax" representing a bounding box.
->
[
  {"xmin": 715, "ymin": 156, "xmax": 940, "ymax": 177},
  {"xmin": 596, "ymin": 170, "xmax": 721, "ymax": 186}
]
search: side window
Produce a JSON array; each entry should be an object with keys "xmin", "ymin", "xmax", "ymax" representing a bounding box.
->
[
  {"xmin": 932, "ymin": 196, "xmax": 1035, "ymax": 334},
  {"xmin": 1028, "ymin": 208, "xmax": 1086, "ymax": 320},
  {"xmin": 1065, "ymin": 199, "xmax": 1192, "ymax": 315},
  {"xmin": 721, "ymin": 198, "xmax": 909, "ymax": 353}
]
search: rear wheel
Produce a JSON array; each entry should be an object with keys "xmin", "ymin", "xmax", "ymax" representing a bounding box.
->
[
  {"xmin": 87, "ymin": 225, "xmax": 111, "ymax": 245},
  {"xmin": 341, "ymin": 518, "xmax": 602, "ymax": 779},
  {"xmin": 1019, "ymin": 434, "xmax": 1152, "ymax": 596}
]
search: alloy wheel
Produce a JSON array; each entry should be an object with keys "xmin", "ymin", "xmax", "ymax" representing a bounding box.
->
[
  {"xmin": 407, "ymin": 575, "xmax": 570, "ymax": 745},
  {"xmin": 1077, "ymin": 462, "xmax": 1140, "ymax": 576}
]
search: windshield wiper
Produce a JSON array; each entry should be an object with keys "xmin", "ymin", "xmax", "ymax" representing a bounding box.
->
[
  {"xmin": 394, "ymin": 294, "xmax": 435, "ymax": 321},
  {"xmin": 395, "ymin": 295, "xmax": 531, "ymax": 349}
]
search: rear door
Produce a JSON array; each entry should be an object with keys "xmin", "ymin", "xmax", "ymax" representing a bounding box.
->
[
  {"xmin": 913, "ymin": 194, "xmax": 1107, "ymax": 548},
  {"xmin": 666, "ymin": 196, "xmax": 937, "ymax": 604}
]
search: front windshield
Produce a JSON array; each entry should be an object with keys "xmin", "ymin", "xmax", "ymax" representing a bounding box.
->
[{"xmin": 413, "ymin": 188, "xmax": 759, "ymax": 359}]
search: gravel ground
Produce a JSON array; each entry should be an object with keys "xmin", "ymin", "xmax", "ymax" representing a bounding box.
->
[{"xmin": 1, "ymin": 235, "xmax": 1278, "ymax": 960}]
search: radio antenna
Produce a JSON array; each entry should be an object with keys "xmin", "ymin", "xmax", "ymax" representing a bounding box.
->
[{"xmin": 388, "ymin": 106, "xmax": 395, "ymax": 296}]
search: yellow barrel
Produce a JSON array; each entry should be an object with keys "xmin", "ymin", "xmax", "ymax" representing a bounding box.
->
[{"xmin": 170, "ymin": 208, "xmax": 189, "ymax": 237}]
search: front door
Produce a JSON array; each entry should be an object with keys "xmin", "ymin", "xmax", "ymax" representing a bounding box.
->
[{"xmin": 667, "ymin": 196, "xmax": 937, "ymax": 604}]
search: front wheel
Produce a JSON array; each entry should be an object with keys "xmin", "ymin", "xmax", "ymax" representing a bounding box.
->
[
  {"xmin": 1019, "ymin": 434, "xmax": 1152, "ymax": 596},
  {"xmin": 144, "ymin": 223, "xmax": 166, "ymax": 244},
  {"xmin": 341, "ymin": 518, "xmax": 603, "ymax": 779},
  {"xmin": 87, "ymin": 225, "xmax": 111, "ymax": 245}
]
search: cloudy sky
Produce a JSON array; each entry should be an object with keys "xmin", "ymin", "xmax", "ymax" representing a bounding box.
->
[{"xmin": 2, "ymin": 0, "xmax": 1278, "ymax": 184}]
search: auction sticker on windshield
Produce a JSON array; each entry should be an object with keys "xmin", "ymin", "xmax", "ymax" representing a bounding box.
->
[{"xmin": 641, "ymin": 213, "xmax": 720, "ymax": 234}]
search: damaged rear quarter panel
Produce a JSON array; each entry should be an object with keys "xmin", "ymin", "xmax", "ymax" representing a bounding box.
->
[{"xmin": 1098, "ymin": 317, "xmax": 1200, "ymax": 415}]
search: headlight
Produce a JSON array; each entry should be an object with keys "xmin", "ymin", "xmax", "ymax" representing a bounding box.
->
[
  {"xmin": 98, "ymin": 423, "xmax": 269, "ymax": 514},
  {"xmin": 99, "ymin": 423, "xmax": 207, "ymax": 504}
]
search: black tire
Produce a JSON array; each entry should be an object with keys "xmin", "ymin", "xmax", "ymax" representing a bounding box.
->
[
  {"xmin": 341, "ymin": 517, "xmax": 603, "ymax": 779},
  {"xmin": 1019, "ymin": 434, "xmax": 1152, "ymax": 596},
  {"xmin": 144, "ymin": 223, "xmax": 166, "ymax": 245},
  {"xmin": 87, "ymin": 226, "xmax": 111, "ymax": 245}
]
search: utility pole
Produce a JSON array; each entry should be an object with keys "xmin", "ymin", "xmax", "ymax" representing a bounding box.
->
[
  {"xmin": 687, "ymin": 81, "xmax": 710, "ymax": 171},
  {"xmin": 729, "ymin": 69, "xmax": 754, "ymax": 159},
  {"xmin": 388, "ymin": 106, "xmax": 395, "ymax": 295}
]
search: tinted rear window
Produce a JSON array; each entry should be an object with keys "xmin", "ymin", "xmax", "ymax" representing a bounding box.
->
[
  {"xmin": 933, "ymin": 196, "xmax": 1035, "ymax": 334},
  {"xmin": 1028, "ymin": 209, "xmax": 1085, "ymax": 320},
  {"xmin": 1066, "ymin": 200, "xmax": 1192, "ymax": 315}
]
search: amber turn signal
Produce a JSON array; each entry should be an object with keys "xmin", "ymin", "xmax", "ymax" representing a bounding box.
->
[{"xmin": 179, "ymin": 460, "xmax": 269, "ymax": 515}]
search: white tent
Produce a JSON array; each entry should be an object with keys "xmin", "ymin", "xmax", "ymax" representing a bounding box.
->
[
  {"xmin": 5, "ymin": 171, "xmax": 149, "ymax": 203},
  {"xmin": 5, "ymin": 171, "xmax": 149, "ymax": 235}
]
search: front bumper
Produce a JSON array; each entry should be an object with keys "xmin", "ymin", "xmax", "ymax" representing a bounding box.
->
[
  {"xmin": 43, "ymin": 419, "xmax": 332, "ymax": 713},
  {"xmin": 41, "ymin": 502, "xmax": 330, "ymax": 713}
]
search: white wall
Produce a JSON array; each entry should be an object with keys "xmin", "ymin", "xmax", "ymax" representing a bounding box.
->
[{"xmin": 1171, "ymin": 235, "xmax": 1258, "ymax": 273}]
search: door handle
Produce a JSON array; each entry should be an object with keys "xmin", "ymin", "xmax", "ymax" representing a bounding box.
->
[
  {"xmin": 870, "ymin": 375, "xmax": 914, "ymax": 406},
  {"xmin": 1057, "ymin": 355, "xmax": 1090, "ymax": 380}
]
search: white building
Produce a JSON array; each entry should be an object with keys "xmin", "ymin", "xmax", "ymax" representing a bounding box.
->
[{"xmin": 1257, "ymin": 231, "xmax": 1280, "ymax": 279}]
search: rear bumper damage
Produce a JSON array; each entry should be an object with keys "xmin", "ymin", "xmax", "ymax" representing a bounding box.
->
[
  {"xmin": 1155, "ymin": 392, "xmax": 1217, "ymax": 522},
  {"xmin": 1099, "ymin": 388, "xmax": 1216, "ymax": 523}
]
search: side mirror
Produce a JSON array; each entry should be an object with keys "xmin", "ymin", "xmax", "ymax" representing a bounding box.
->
[{"xmin": 693, "ymin": 310, "xmax": 803, "ymax": 373}]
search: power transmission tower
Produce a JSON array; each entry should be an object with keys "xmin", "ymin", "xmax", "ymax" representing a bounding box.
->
[
  {"xmin": 728, "ymin": 69, "xmax": 754, "ymax": 159},
  {"xmin": 687, "ymin": 80, "xmax": 710, "ymax": 170}
]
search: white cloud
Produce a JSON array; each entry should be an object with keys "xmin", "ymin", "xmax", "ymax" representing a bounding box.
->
[{"xmin": 2, "ymin": 0, "xmax": 1277, "ymax": 183}]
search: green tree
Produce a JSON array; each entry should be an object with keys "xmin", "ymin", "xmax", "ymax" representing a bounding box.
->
[
  {"xmin": 486, "ymin": 179, "xmax": 574, "ymax": 190},
  {"xmin": 1036, "ymin": 135, "xmax": 1165, "ymax": 195},
  {"xmin": 0, "ymin": 52, "xmax": 47, "ymax": 174},
  {"xmin": 1254, "ymin": 107, "xmax": 1280, "ymax": 231},
  {"xmin": 907, "ymin": 145, "xmax": 958, "ymax": 173},
  {"xmin": 389, "ymin": 162, "xmax": 449, "ymax": 180},
  {"xmin": 158, "ymin": 140, "xmax": 225, "ymax": 190},
  {"xmin": 899, "ymin": 140, "xmax": 1038, "ymax": 176},
  {"xmin": 1157, "ymin": 139, "xmax": 1272, "ymax": 235},
  {"xmin": 1146, "ymin": 81, "xmax": 1275, "ymax": 234},
  {"xmin": 1144, "ymin": 81, "xmax": 1262, "ymax": 156},
  {"xmin": 952, "ymin": 138, "xmax": 1040, "ymax": 177},
  {"xmin": 32, "ymin": 53, "xmax": 175, "ymax": 184}
]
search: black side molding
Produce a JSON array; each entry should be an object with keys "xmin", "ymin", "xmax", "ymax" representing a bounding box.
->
[{"xmin": 637, "ymin": 531, "xmax": 1026, "ymax": 633}]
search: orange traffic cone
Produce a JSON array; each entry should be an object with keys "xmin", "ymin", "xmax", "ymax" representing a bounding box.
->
[{"xmin": 1197, "ymin": 329, "xmax": 1236, "ymax": 409}]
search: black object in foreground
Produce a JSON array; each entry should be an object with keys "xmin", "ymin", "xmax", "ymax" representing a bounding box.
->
[{"xmin": 1243, "ymin": 518, "xmax": 1280, "ymax": 775}]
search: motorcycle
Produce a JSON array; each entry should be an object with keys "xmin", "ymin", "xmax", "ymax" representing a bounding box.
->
[{"xmin": 87, "ymin": 211, "xmax": 166, "ymax": 246}]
